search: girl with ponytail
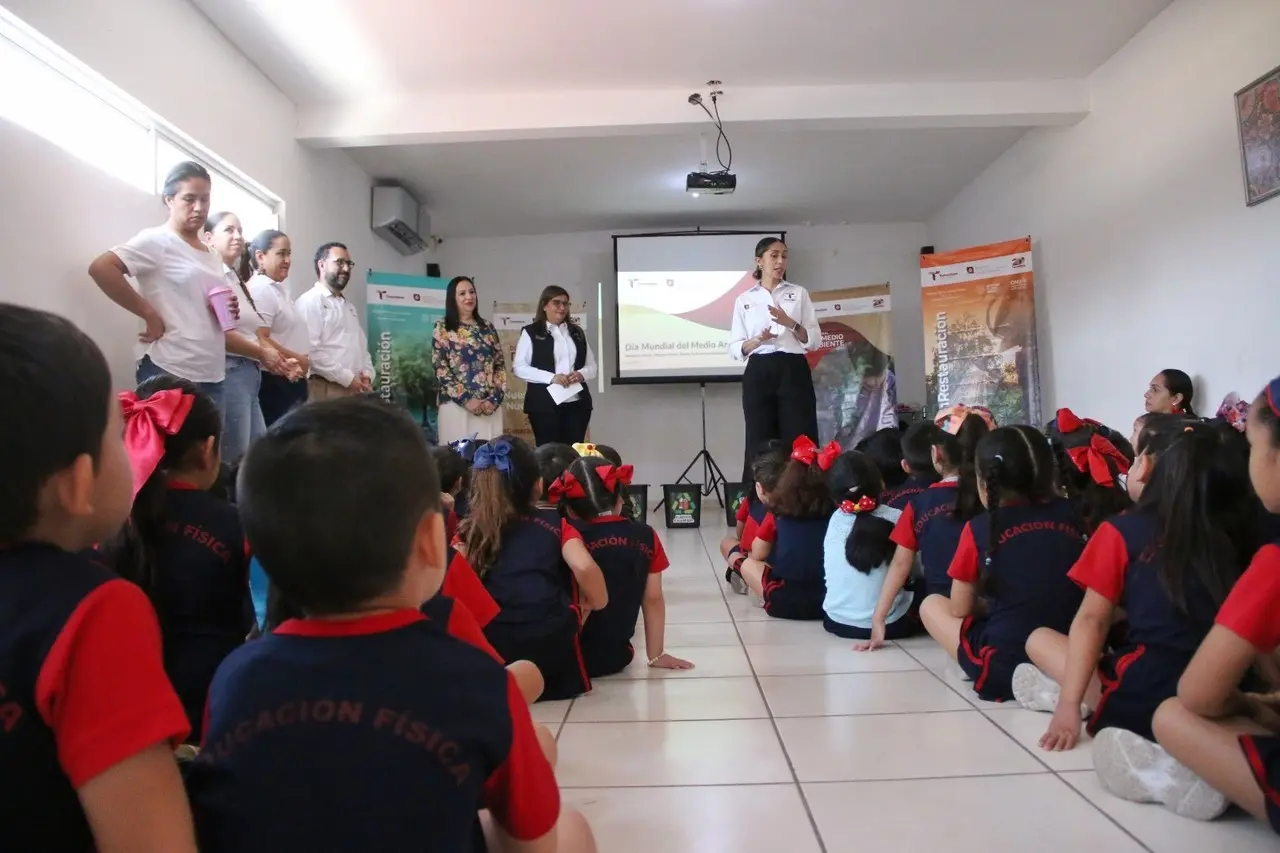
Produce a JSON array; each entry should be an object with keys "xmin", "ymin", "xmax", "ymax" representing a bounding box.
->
[
  {"xmin": 457, "ymin": 435, "xmax": 608, "ymax": 700},
  {"xmin": 554, "ymin": 457, "xmax": 693, "ymax": 675},
  {"xmin": 822, "ymin": 451, "xmax": 921, "ymax": 642},
  {"xmin": 98, "ymin": 375, "xmax": 252, "ymax": 741},
  {"xmin": 919, "ymin": 425, "xmax": 1086, "ymax": 702}
]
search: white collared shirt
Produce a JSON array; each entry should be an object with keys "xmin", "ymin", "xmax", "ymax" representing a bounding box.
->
[
  {"xmin": 226, "ymin": 267, "xmax": 269, "ymax": 349},
  {"xmin": 727, "ymin": 280, "xmax": 821, "ymax": 361},
  {"xmin": 513, "ymin": 322, "xmax": 597, "ymax": 403},
  {"xmin": 294, "ymin": 281, "xmax": 374, "ymax": 387},
  {"xmin": 246, "ymin": 273, "xmax": 309, "ymax": 356}
]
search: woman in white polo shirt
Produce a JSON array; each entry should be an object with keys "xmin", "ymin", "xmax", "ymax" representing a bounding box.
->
[
  {"xmin": 728, "ymin": 236, "xmax": 821, "ymax": 479},
  {"xmin": 246, "ymin": 229, "xmax": 311, "ymax": 426},
  {"xmin": 89, "ymin": 161, "xmax": 234, "ymax": 408}
]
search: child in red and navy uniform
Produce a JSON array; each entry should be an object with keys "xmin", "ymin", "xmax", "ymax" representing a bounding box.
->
[
  {"xmin": 460, "ymin": 436, "xmax": 608, "ymax": 701},
  {"xmin": 1045, "ymin": 408, "xmax": 1135, "ymax": 535},
  {"xmin": 553, "ymin": 457, "xmax": 693, "ymax": 676},
  {"xmin": 856, "ymin": 428, "xmax": 909, "ymax": 504},
  {"xmin": 722, "ymin": 441, "xmax": 787, "ymax": 594},
  {"xmin": 97, "ymin": 376, "xmax": 252, "ymax": 742},
  {"xmin": 1096, "ymin": 376, "xmax": 1280, "ymax": 828},
  {"xmin": 535, "ymin": 443, "xmax": 580, "ymax": 506},
  {"xmin": 186, "ymin": 398, "xmax": 597, "ymax": 853},
  {"xmin": 856, "ymin": 415, "xmax": 989, "ymax": 650},
  {"xmin": 920, "ymin": 425, "xmax": 1087, "ymax": 702},
  {"xmin": 881, "ymin": 422, "xmax": 941, "ymax": 509},
  {"xmin": 0, "ymin": 305, "xmax": 195, "ymax": 853},
  {"xmin": 738, "ymin": 437, "xmax": 839, "ymax": 621},
  {"xmin": 434, "ymin": 445, "xmax": 469, "ymax": 541},
  {"xmin": 1015, "ymin": 417, "xmax": 1254, "ymax": 767}
]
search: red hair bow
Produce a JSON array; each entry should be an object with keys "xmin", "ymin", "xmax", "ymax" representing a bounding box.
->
[
  {"xmin": 840, "ymin": 496, "xmax": 878, "ymax": 515},
  {"xmin": 119, "ymin": 389, "xmax": 193, "ymax": 499},
  {"xmin": 597, "ymin": 464, "xmax": 634, "ymax": 491},
  {"xmin": 1066, "ymin": 434, "xmax": 1130, "ymax": 488},
  {"xmin": 548, "ymin": 471, "xmax": 586, "ymax": 503},
  {"xmin": 791, "ymin": 436, "xmax": 841, "ymax": 472},
  {"xmin": 1055, "ymin": 408, "xmax": 1104, "ymax": 435}
]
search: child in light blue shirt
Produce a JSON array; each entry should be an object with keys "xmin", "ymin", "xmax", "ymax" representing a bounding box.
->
[{"xmin": 822, "ymin": 451, "xmax": 921, "ymax": 640}]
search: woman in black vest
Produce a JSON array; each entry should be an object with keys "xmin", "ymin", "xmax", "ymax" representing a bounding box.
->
[{"xmin": 513, "ymin": 285, "xmax": 596, "ymax": 446}]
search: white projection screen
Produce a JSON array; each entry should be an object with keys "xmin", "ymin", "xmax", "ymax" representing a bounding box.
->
[{"xmin": 613, "ymin": 231, "xmax": 785, "ymax": 384}]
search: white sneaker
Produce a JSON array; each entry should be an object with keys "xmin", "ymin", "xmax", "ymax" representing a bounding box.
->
[
  {"xmin": 749, "ymin": 590, "xmax": 765, "ymax": 608},
  {"xmin": 1013, "ymin": 663, "xmax": 1062, "ymax": 712},
  {"xmin": 1092, "ymin": 728, "xmax": 1229, "ymax": 821},
  {"xmin": 728, "ymin": 573, "xmax": 748, "ymax": 595}
]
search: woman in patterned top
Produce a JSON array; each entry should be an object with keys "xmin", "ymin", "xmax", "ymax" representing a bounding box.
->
[{"xmin": 432, "ymin": 276, "xmax": 507, "ymax": 443}]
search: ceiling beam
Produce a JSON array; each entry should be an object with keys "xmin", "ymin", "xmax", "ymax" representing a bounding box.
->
[{"xmin": 296, "ymin": 79, "xmax": 1089, "ymax": 148}]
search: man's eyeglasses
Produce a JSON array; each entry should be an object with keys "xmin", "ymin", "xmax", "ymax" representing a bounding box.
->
[{"xmin": 331, "ymin": 259, "xmax": 357, "ymax": 270}]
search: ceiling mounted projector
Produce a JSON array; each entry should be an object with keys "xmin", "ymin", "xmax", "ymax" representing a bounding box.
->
[{"xmin": 686, "ymin": 171, "xmax": 737, "ymax": 195}]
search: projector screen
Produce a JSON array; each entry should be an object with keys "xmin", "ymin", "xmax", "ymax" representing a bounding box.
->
[{"xmin": 613, "ymin": 230, "xmax": 785, "ymax": 383}]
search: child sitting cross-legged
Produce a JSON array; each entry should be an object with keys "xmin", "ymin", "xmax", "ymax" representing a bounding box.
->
[
  {"xmin": 722, "ymin": 441, "xmax": 788, "ymax": 594},
  {"xmin": 185, "ymin": 398, "xmax": 596, "ymax": 853}
]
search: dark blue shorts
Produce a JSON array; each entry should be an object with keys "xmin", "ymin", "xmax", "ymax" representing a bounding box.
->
[
  {"xmin": 484, "ymin": 609, "xmax": 590, "ymax": 701},
  {"xmin": 1241, "ymin": 734, "xmax": 1280, "ymax": 835},
  {"xmin": 761, "ymin": 565, "xmax": 824, "ymax": 621},
  {"xmin": 956, "ymin": 615, "xmax": 1027, "ymax": 702},
  {"xmin": 1087, "ymin": 644, "xmax": 1186, "ymax": 741}
]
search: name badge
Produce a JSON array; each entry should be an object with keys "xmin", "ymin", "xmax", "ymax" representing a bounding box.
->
[{"xmin": 782, "ymin": 292, "xmax": 798, "ymax": 303}]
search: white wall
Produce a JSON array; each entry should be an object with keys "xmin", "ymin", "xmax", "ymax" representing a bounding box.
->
[
  {"xmin": 440, "ymin": 222, "xmax": 927, "ymax": 487},
  {"xmin": 0, "ymin": 0, "xmax": 421, "ymax": 387},
  {"xmin": 928, "ymin": 0, "xmax": 1280, "ymax": 431}
]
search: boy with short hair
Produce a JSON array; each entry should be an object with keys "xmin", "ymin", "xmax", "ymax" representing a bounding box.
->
[
  {"xmin": 186, "ymin": 397, "xmax": 595, "ymax": 853},
  {"xmin": 0, "ymin": 304, "xmax": 195, "ymax": 852}
]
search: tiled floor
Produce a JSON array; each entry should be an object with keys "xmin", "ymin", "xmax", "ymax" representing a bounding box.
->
[{"xmin": 545, "ymin": 527, "xmax": 1278, "ymax": 853}]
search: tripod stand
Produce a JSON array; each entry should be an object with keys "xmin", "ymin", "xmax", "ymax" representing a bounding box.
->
[{"xmin": 657, "ymin": 382, "xmax": 729, "ymax": 512}]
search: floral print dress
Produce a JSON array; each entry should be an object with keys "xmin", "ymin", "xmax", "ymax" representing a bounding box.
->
[{"xmin": 432, "ymin": 319, "xmax": 507, "ymax": 407}]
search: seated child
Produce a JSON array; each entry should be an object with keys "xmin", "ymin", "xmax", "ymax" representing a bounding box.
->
[
  {"xmin": 919, "ymin": 425, "xmax": 1088, "ymax": 701},
  {"xmin": 0, "ymin": 305, "xmax": 194, "ymax": 852},
  {"xmin": 856, "ymin": 428, "xmax": 907, "ymax": 502},
  {"xmin": 98, "ymin": 376, "xmax": 253, "ymax": 742},
  {"xmin": 821, "ymin": 451, "xmax": 920, "ymax": 641},
  {"xmin": 535, "ymin": 443, "xmax": 581, "ymax": 507},
  {"xmin": 1094, "ymin": 378, "xmax": 1280, "ymax": 826},
  {"xmin": 736, "ymin": 437, "xmax": 839, "ymax": 621},
  {"xmin": 722, "ymin": 441, "xmax": 788, "ymax": 594},
  {"xmin": 460, "ymin": 437, "xmax": 609, "ymax": 701},
  {"xmin": 883, "ymin": 422, "xmax": 941, "ymax": 509},
  {"xmin": 433, "ymin": 444, "xmax": 469, "ymax": 540},
  {"xmin": 1045, "ymin": 408, "xmax": 1134, "ymax": 534},
  {"xmin": 591, "ymin": 444, "xmax": 623, "ymax": 467},
  {"xmin": 185, "ymin": 398, "xmax": 596, "ymax": 852},
  {"xmin": 553, "ymin": 458, "xmax": 692, "ymax": 676},
  {"xmin": 1017, "ymin": 417, "xmax": 1255, "ymax": 759}
]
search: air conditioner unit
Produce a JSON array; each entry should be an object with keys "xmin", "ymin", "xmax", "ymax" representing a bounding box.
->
[{"xmin": 371, "ymin": 184, "xmax": 428, "ymax": 256}]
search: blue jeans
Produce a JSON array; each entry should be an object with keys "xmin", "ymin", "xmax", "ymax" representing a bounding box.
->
[
  {"xmin": 136, "ymin": 355, "xmax": 225, "ymax": 411},
  {"xmin": 221, "ymin": 356, "xmax": 265, "ymax": 463}
]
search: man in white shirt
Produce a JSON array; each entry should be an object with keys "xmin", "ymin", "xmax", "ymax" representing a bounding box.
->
[
  {"xmin": 295, "ymin": 242, "xmax": 374, "ymax": 401},
  {"xmin": 727, "ymin": 238, "xmax": 822, "ymax": 480}
]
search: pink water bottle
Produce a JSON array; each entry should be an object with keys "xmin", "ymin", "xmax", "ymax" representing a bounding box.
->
[{"xmin": 207, "ymin": 285, "xmax": 237, "ymax": 331}]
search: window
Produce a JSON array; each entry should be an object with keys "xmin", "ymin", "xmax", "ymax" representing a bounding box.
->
[{"xmin": 0, "ymin": 7, "xmax": 281, "ymax": 227}]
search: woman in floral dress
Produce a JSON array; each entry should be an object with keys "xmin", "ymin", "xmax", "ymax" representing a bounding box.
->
[{"xmin": 432, "ymin": 276, "xmax": 507, "ymax": 443}]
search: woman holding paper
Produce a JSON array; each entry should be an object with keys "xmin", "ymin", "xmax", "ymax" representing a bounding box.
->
[
  {"xmin": 514, "ymin": 285, "xmax": 596, "ymax": 446},
  {"xmin": 729, "ymin": 237, "xmax": 821, "ymax": 479}
]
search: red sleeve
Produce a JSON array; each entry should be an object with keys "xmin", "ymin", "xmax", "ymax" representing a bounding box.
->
[
  {"xmin": 482, "ymin": 674, "xmax": 561, "ymax": 840},
  {"xmin": 755, "ymin": 513, "xmax": 777, "ymax": 544},
  {"xmin": 446, "ymin": 510, "xmax": 459, "ymax": 542},
  {"xmin": 946, "ymin": 523, "xmax": 980, "ymax": 584},
  {"xmin": 735, "ymin": 500, "xmax": 750, "ymax": 523},
  {"xmin": 649, "ymin": 531, "xmax": 670, "ymax": 574},
  {"xmin": 442, "ymin": 551, "xmax": 500, "ymax": 628},
  {"xmin": 445, "ymin": 598, "xmax": 504, "ymax": 663},
  {"xmin": 1217, "ymin": 544, "xmax": 1280, "ymax": 652},
  {"xmin": 35, "ymin": 580, "xmax": 189, "ymax": 787},
  {"xmin": 890, "ymin": 502, "xmax": 918, "ymax": 551},
  {"xmin": 560, "ymin": 518, "xmax": 583, "ymax": 545},
  {"xmin": 1066, "ymin": 522, "xmax": 1129, "ymax": 604}
]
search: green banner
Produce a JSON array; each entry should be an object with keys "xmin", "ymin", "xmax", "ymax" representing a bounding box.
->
[{"xmin": 366, "ymin": 272, "xmax": 447, "ymax": 443}]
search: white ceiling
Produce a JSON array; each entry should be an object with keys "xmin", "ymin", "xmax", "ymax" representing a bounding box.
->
[{"xmin": 192, "ymin": 0, "xmax": 1173, "ymax": 237}]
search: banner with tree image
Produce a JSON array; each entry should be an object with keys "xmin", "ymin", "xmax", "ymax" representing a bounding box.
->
[
  {"xmin": 807, "ymin": 284, "xmax": 897, "ymax": 449},
  {"xmin": 366, "ymin": 272, "xmax": 448, "ymax": 443},
  {"xmin": 920, "ymin": 238, "xmax": 1040, "ymax": 427},
  {"xmin": 491, "ymin": 300, "xmax": 591, "ymax": 445}
]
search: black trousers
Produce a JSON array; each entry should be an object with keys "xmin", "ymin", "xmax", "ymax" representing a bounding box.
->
[
  {"xmin": 741, "ymin": 352, "xmax": 818, "ymax": 480},
  {"xmin": 526, "ymin": 398, "xmax": 591, "ymax": 447},
  {"xmin": 259, "ymin": 373, "xmax": 308, "ymax": 427}
]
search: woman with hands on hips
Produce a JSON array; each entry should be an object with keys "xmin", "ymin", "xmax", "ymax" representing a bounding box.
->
[
  {"xmin": 432, "ymin": 276, "xmax": 507, "ymax": 443},
  {"xmin": 514, "ymin": 286, "xmax": 596, "ymax": 446}
]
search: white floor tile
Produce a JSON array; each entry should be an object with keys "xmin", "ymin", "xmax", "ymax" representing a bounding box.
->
[
  {"xmin": 565, "ymin": 785, "xmax": 823, "ymax": 853},
  {"xmin": 557, "ymin": 719, "xmax": 793, "ymax": 787},
  {"xmin": 984, "ymin": 707, "xmax": 1094, "ymax": 771},
  {"xmin": 746, "ymin": 643, "xmax": 922, "ymax": 676},
  {"xmin": 805, "ymin": 775, "xmax": 1147, "ymax": 852},
  {"xmin": 658, "ymin": 621, "xmax": 744, "ymax": 647},
  {"xmin": 530, "ymin": 698, "xmax": 573, "ymax": 726},
  {"xmin": 734, "ymin": 619, "xmax": 835, "ymax": 646},
  {"xmin": 759, "ymin": 671, "xmax": 973, "ymax": 718},
  {"xmin": 568, "ymin": 677, "xmax": 768, "ymax": 722},
  {"xmin": 603, "ymin": 645, "xmax": 753, "ymax": 680}
]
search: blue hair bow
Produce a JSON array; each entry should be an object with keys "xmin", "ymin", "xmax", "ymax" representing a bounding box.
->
[{"xmin": 472, "ymin": 439, "xmax": 513, "ymax": 474}]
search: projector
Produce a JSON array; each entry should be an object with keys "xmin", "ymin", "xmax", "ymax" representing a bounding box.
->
[{"xmin": 686, "ymin": 171, "xmax": 736, "ymax": 195}]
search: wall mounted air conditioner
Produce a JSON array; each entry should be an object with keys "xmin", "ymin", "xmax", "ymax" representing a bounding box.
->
[{"xmin": 371, "ymin": 184, "xmax": 428, "ymax": 256}]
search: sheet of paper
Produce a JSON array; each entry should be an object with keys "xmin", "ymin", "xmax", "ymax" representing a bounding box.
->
[{"xmin": 547, "ymin": 381, "xmax": 583, "ymax": 405}]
